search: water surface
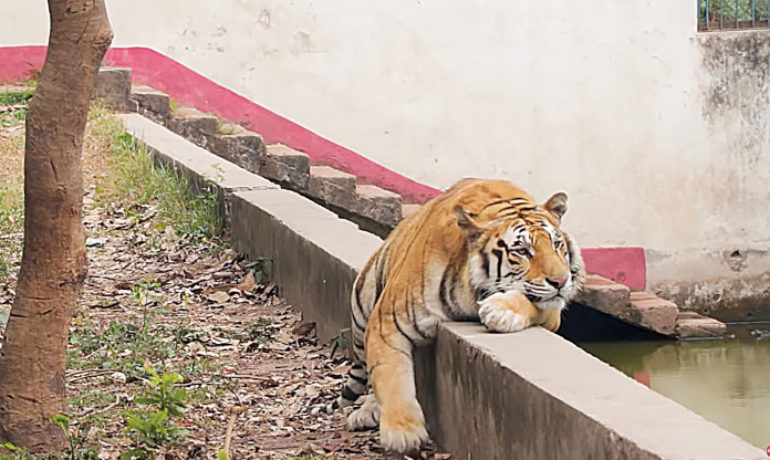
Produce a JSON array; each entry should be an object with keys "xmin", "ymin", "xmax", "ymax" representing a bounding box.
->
[{"xmin": 579, "ymin": 325, "xmax": 770, "ymax": 449}]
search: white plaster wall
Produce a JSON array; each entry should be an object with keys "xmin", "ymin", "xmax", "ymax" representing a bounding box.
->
[{"xmin": 2, "ymin": 0, "xmax": 768, "ymax": 254}]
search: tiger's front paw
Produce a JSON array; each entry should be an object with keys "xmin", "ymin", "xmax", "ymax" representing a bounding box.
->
[
  {"xmin": 478, "ymin": 292, "xmax": 530, "ymax": 333},
  {"xmin": 379, "ymin": 403, "xmax": 429, "ymax": 455},
  {"xmin": 347, "ymin": 395, "xmax": 380, "ymax": 431}
]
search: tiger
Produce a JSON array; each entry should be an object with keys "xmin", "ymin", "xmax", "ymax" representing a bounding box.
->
[{"xmin": 325, "ymin": 178, "xmax": 585, "ymax": 454}]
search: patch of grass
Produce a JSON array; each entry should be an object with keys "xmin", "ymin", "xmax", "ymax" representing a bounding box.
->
[
  {"xmin": 0, "ymin": 90, "xmax": 34, "ymax": 106},
  {"xmin": 67, "ymin": 281, "xmax": 225, "ymax": 384},
  {"xmin": 95, "ymin": 133, "xmax": 222, "ymax": 242},
  {"xmin": 69, "ymin": 389, "xmax": 117, "ymax": 412},
  {"xmin": 0, "ymin": 179, "xmax": 23, "ymax": 281},
  {"xmin": 0, "ymin": 89, "xmax": 34, "ymax": 128}
]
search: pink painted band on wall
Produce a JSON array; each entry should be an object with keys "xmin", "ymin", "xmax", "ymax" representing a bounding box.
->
[
  {"xmin": 0, "ymin": 45, "xmax": 647, "ymax": 289},
  {"xmin": 582, "ymin": 247, "xmax": 646, "ymax": 291}
]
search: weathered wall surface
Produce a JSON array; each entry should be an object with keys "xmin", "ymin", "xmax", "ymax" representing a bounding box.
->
[
  {"xmin": 646, "ymin": 30, "xmax": 770, "ymax": 319},
  {"xmin": 3, "ymin": 1, "xmax": 770, "ymax": 313}
]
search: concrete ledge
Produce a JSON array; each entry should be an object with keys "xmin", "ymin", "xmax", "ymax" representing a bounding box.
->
[
  {"xmin": 418, "ymin": 324, "xmax": 763, "ymax": 460},
  {"xmin": 118, "ymin": 113, "xmax": 762, "ymax": 459}
]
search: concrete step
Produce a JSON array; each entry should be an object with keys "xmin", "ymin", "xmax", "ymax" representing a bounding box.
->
[
  {"xmin": 262, "ymin": 144, "xmax": 310, "ymax": 189},
  {"xmin": 576, "ymin": 274, "xmax": 631, "ymax": 316},
  {"xmin": 205, "ymin": 129, "xmax": 264, "ymax": 176},
  {"xmin": 130, "ymin": 84, "xmax": 171, "ymax": 120},
  {"xmin": 675, "ymin": 311, "xmax": 728, "ymax": 338},
  {"xmin": 94, "ymin": 67, "xmax": 131, "ymax": 111},
  {"xmin": 353, "ymin": 184, "xmax": 403, "ymax": 229},
  {"xmin": 307, "ymin": 165, "xmax": 357, "ymax": 208},
  {"xmin": 576, "ymin": 274, "xmax": 726, "ymax": 339},
  {"xmin": 628, "ymin": 291, "xmax": 679, "ymax": 336},
  {"xmin": 122, "ymin": 77, "xmax": 410, "ymax": 233},
  {"xmin": 168, "ymin": 106, "xmax": 218, "ymax": 138}
]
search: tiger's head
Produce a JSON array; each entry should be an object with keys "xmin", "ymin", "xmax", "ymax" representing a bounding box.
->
[{"xmin": 455, "ymin": 191, "xmax": 584, "ymax": 311}]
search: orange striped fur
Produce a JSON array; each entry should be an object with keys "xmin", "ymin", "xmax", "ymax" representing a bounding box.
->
[{"xmin": 327, "ymin": 178, "xmax": 585, "ymax": 454}]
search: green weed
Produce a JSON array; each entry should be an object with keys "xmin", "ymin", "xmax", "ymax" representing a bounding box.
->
[
  {"xmin": 120, "ymin": 366, "xmax": 189, "ymax": 460},
  {"xmin": 0, "ymin": 442, "xmax": 29, "ymax": 460},
  {"xmin": 0, "ymin": 90, "xmax": 34, "ymax": 106},
  {"xmin": 0, "ymin": 179, "xmax": 23, "ymax": 281},
  {"xmin": 95, "ymin": 132, "xmax": 221, "ymax": 242},
  {"xmin": 51, "ymin": 414, "xmax": 98, "ymax": 460}
]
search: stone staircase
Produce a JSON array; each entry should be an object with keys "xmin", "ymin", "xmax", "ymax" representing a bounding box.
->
[
  {"xmin": 96, "ymin": 67, "xmax": 728, "ymax": 340},
  {"xmin": 130, "ymin": 84, "xmax": 404, "ymax": 234},
  {"xmin": 577, "ymin": 274, "xmax": 725, "ymax": 338}
]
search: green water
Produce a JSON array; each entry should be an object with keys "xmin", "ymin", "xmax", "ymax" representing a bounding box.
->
[{"xmin": 579, "ymin": 325, "xmax": 770, "ymax": 450}]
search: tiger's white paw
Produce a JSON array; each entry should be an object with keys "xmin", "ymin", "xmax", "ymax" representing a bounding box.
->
[
  {"xmin": 380, "ymin": 419, "xmax": 429, "ymax": 455},
  {"xmin": 347, "ymin": 394, "xmax": 380, "ymax": 431},
  {"xmin": 478, "ymin": 293, "xmax": 529, "ymax": 333},
  {"xmin": 379, "ymin": 402, "xmax": 429, "ymax": 455}
]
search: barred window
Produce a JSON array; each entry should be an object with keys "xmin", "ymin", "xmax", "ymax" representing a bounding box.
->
[{"xmin": 698, "ymin": 0, "xmax": 770, "ymax": 31}]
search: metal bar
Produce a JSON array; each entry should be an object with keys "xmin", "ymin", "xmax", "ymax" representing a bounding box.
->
[
  {"xmin": 720, "ymin": 0, "xmax": 723, "ymax": 27},
  {"xmin": 735, "ymin": 0, "xmax": 739, "ymax": 28},
  {"xmin": 752, "ymin": 0, "xmax": 756, "ymax": 25},
  {"xmin": 705, "ymin": 0, "xmax": 710, "ymax": 28}
]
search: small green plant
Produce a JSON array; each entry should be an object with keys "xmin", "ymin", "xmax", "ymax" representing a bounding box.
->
[
  {"xmin": 329, "ymin": 328, "xmax": 351, "ymax": 359},
  {"xmin": 131, "ymin": 280, "xmax": 165, "ymax": 336},
  {"xmin": 0, "ymin": 442, "xmax": 28, "ymax": 460},
  {"xmin": 136, "ymin": 366, "xmax": 187, "ymax": 416},
  {"xmin": 51, "ymin": 414, "xmax": 98, "ymax": 460},
  {"xmin": 121, "ymin": 366, "xmax": 188, "ymax": 460},
  {"xmin": 244, "ymin": 258, "xmax": 272, "ymax": 284}
]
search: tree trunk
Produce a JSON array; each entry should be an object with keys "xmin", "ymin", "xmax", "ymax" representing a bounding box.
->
[{"xmin": 0, "ymin": 0, "xmax": 112, "ymax": 452}]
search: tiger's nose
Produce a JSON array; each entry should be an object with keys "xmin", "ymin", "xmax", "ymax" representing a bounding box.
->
[{"xmin": 546, "ymin": 276, "xmax": 567, "ymax": 289}]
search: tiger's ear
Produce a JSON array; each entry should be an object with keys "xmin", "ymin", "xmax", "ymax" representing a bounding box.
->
[
  {"xmin": 544, "ymin": 192, "xmax": 568, "ymax": 222},
  {"xmin": 454, "ymin": 206, "xmax": 481, "ymax": 240}
]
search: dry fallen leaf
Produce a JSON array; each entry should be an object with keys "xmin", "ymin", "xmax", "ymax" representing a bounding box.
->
[
  {"xmin": 236, "ymin": 272, "xmax": 257, "ymax": 292},
  {"xmin": 206, "ymin": 291, "xmax": 230, "ymax": 304},
  {"xmin": 292, "ymin": 321, "xmax": 316, "ymax": 337}
]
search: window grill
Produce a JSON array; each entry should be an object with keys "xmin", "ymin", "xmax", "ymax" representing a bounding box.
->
[{"xmin": 698, "ymin": 0, "xmax": 770, "ymax": 31}]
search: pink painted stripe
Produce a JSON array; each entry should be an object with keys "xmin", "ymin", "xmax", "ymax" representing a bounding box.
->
[
  {"xmin": 105, "ymin": 47, "xmax": 441, "ymax": 204},
  {"xmin": 0, "ymin": 45, "xmax": 647, "ymax": 287},
  {"xmin": 0, "ymin": 46, "xmax": 46, "ymax": 83},
  {"xmin": 581, "ymin": 247, "xmax": 646, "ymax": 291}
]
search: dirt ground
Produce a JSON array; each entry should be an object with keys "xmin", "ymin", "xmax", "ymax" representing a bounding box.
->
[{"xmin": 0, "ymin": 87, "xmax": 454, "ymax": 460}]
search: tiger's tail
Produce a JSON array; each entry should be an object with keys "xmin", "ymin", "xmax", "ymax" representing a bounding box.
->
[
  {"xmin": 325, "ymin": 270, "xmax": 373, "ymax": 413},
  {"xmin": 323, "ymin": 244, "xmax": 382, "ymax": 414},
  {"xmin": 324, "ymin": 362, "xmax": 368, "ymax": 413}
]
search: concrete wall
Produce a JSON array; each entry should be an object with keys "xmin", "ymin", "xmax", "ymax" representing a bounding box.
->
[{"xmin": 3, "ymin": 0, "xmax": 770, "ymax": 310}]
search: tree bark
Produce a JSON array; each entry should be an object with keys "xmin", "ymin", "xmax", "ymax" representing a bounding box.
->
[{"xmin": 0, "ymin": 0, "xmax": 112, "ymax": 452}]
